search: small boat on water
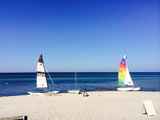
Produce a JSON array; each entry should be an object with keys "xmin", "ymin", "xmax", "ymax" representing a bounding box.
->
[
  {"xmin": 117, "ymin": 55, "xmax": 140, "ymax": 91},
  {"xmin": 28, "ymin": 54, "xmax": 59, "ymax": 95}
]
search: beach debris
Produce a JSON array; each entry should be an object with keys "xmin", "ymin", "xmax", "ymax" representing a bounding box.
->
[
  {"xmin": 82, "ymin": 89, "xmax": 89, "ymax": 97},
  {"xmin": 0, "ymin": 115, "xmax": 27, "ymax": 120}
]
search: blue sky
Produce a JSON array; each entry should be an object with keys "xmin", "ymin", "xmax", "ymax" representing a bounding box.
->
[{"xmin": 0, "ymin": 0, "xmax": 159, "ymax": 72}]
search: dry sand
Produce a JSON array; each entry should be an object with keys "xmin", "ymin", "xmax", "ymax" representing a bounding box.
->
[{"xmin": 0, "ymin": 91, "xmax": 160, "ymax": 120}]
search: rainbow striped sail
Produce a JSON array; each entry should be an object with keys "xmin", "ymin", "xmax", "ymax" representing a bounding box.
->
[{"xmin": 118, "ymin": 56, "xmax": 134, "ymax": 87}]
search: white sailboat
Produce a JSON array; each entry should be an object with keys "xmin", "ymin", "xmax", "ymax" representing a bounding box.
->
[
  {"xmin": 36, "ymin": 54, "xmax": 48, "ymax": 89},
  {"xmin": 117, "ymin": 55, "xmax": 140, "ymax": 91},
  {"xmin": 68, "ymin": 72, "xmax": 81, "ymax": 94},
  {"xmin": 28, "ymin": 54, "xmax": 59, "ymax": 95}
]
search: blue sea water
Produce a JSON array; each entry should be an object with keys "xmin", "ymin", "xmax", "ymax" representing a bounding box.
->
[{"xmin": 0, "ymin": 72, "xmax": 160, "ymax": 96}]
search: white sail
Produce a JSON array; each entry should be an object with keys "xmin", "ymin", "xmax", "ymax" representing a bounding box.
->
[
  {"xmin": 36, "ymin": 54, "xmax": 48, "ymax": 88},
  {"xmin": 124, "ymin": 67, "xmax": 134, "ymax": 86}
]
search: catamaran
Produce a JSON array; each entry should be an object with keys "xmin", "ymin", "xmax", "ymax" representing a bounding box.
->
[
  {"xmin": 28, "ymin": 54, "xmax": 59, "ymax": 95},
  {"xmin": 68, "ymin": 72, "xmax": 81, "ymax": 94},
  {"xmin": 117, "ymin": 55, "xmax": 140, "ymax": 91}
]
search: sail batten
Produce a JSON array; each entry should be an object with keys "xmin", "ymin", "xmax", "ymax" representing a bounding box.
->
[{"xmin": 36, "ymin": 54, "xmax": 48, "ymax": 88}]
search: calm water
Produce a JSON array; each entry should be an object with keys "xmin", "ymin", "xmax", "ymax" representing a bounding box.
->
[{"xmin": 0, "ymin": 72, "xmax": 160, "ymax": 96}]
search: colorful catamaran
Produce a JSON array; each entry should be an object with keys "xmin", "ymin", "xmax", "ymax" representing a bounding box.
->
[
  {"xmin": 28, "ymin": 54, "xmax": 59, "ymax": 95},
  {"xmin": 117, "ymin": 55, "xmax": 140, "ymax": 91}
]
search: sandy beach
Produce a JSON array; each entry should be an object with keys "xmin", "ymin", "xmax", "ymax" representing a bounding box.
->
[{"xmin": 0, "ymin": 91, "xmax": 160, "ymax": 120}]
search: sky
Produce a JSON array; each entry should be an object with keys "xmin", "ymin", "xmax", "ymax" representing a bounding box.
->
[{"xmin": 0, "ymin": 0, "xmax": 159, "ymax": 72}]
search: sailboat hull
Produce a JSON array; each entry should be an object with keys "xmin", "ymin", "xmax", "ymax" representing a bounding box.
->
[
  {"xmin": 48, "ymin": 90, "xmax": 60, "ymax": 94},
  {"xmin": 27, "ymin": 90, "xmax": 60, "ymax": 96},
  {"xmin": 117, "ymin": 87, "xmax": 141, "ymax": 91},
  {"xmin": 27, "ymin": 92, "xmax": 45, "ymax": 96},
  {"xmin": 68, "ymin": 90, "xmax": 81, "ymax": 94}
]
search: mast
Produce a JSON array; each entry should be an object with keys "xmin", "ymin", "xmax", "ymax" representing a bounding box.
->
[{"xmin": 75, "ymin": 72, "xmax": 77, "ymax": 89}]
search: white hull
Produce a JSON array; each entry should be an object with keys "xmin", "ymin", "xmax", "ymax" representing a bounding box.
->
[
  {"xmin": 28, "ymin": 90, "xmax": 60, "ymax": 96},
  {"xmin": 68, "ymin": 90, "xmax": 81, "ymax": 94},
  {"xmin": 27, "ymin": 92, "xmax": 45, "ymax": 96},
  {"xmin": 48, "ymin": 90, "xmax": 60, "ymax": 94},
  {"xmin": 117, "ymin": 87, "xmax": 141, "ymax": 91}
]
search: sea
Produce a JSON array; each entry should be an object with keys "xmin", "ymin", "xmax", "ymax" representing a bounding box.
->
[{"xmin": 0, "ymin": 72, "xmax": 160, "ymax": 96}]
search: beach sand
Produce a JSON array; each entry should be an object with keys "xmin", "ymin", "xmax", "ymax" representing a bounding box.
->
[{"xmin": 0, "ymin": 91, "xmax": 160, "ymax": 120}]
